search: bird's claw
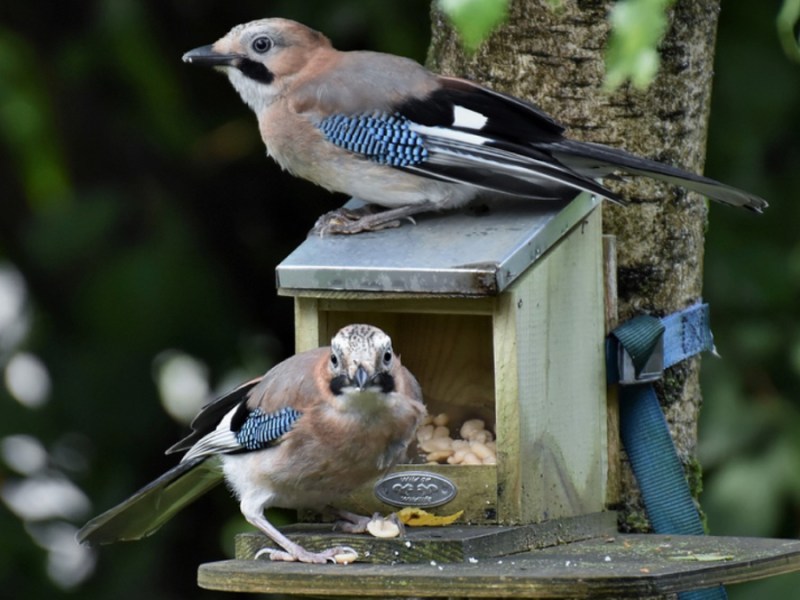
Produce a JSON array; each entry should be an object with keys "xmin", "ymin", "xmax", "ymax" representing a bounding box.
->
[
  {"xmin": 311, "ymin": 207, "xmax": 401, "ymax": 236},
  {"xmin": 254, "ymin": 545, "xmax": 359, "ymax": 564},
  {"xmin": 254, "ymin": 546, "xmax": 281, "ymax": 560}
]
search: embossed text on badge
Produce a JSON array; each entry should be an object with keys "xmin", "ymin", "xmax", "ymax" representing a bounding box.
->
[{"xmin": 374, "ymin": 471, "xmax": 457, "ymax": 508}]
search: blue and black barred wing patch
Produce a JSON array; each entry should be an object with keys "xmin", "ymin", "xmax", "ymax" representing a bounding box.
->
[
  {"xmin": 319, "ymin": 112, "xmax": 428, "ymax": 167},
  {"xmin": 234, "ymin": 406, "xmax": 302, "ymax": 451}
]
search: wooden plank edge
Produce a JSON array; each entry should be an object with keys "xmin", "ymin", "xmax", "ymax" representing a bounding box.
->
[{"xmin": 198, "ymin": 535, "xmax": 800, "ymax": 598}]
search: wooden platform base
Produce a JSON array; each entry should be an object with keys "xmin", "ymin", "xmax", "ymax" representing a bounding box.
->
[
  {"xmin": 235, "ymin": 512, "xmax": 616, "ymax": 564},
  {"xmin": 200, "ymin": 530, "xmax": 800, "ymax": 597}
]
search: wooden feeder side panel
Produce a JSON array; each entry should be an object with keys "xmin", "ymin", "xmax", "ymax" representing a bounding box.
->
[{"xmin": 495, "ymin": 207, "xmax": 607, "ymax": 524}]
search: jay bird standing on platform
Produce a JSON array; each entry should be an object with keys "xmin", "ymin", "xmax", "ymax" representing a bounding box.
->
[
  {"xmin": 77, "ymin": 324, "xmax": 426, "ymax": 563},
  {"xmin": 182, "ymin": 18, "xmax": 766, "ymax": 235}
]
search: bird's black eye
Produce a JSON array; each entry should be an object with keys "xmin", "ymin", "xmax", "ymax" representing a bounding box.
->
[
  {"xmin": 252, "ymin": 36, "xmax": 272, "ymax": 54},
  {"xmin": 382, "ymin": 350, "xmax": 393, "ymax": 365},
  {"xmin": 330, "ymin": 353, "xmax": 339, "ymax": 368}
]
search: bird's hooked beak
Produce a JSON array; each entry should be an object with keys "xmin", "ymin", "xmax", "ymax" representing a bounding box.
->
[
  {"xmin": 353, "ymin": 365, "xmax": 370, "ymax": 391},
  {"xmin": 182, "ymin": 45, "xmax": 241, "ymax": 67}
]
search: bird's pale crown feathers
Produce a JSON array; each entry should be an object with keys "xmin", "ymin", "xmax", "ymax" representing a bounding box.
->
[{"xmin": 330, "ymin": 323, "xmax": 394, "ymax": 382}]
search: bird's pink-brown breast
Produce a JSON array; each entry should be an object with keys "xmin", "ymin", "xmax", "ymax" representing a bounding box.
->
[{"xmin": 251, "ymin": 347, "xmax": 424, "ymax": 503}]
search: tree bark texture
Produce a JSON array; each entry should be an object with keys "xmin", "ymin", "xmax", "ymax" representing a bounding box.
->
[{"xmin": 429, "ymin": 0, "xmax": 719, "ymax": 534}]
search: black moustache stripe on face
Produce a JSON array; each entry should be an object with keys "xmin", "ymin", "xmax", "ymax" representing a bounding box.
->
[
  {"xmin": 373, "ymin": 372, "xmax": 395, "ymax": 394},
  {"xmin": 237, "ymin": 58, "xmax": 274, "ymax": 84},
  {"xmin": 330, "ymin": 374, "xmax": 347, "ymax": 396}
]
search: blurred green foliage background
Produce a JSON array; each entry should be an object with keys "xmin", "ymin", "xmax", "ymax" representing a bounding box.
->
[{"xmin": 0, "ymin": 1, "xmax": 797, "ymax": 598}]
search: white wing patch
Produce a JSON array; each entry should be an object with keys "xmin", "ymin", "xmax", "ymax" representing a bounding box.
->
[
  {"xmin": 409, "ymin": 123, "xmax": 489, "ymax": 146},
  {"xmin": 453, "ymin": 105, "xmax": 489, "ymax": 130},
  {"xmin": 181, "ymin": 406, "xmax": 241, "ymax": 462}
]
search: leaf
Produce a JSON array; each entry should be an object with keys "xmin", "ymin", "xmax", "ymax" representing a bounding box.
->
[
  {"xmin": 669, "ymin": 553, "xmax": 735, "ymax": 562},
  {"xmin": 777, "ymin": 0, "xmax": 800, "ymax": 63},
  {"xmin": 397, "ymin": 507, "xmax": 464, "ymax": 527},
  {"xmin": 604, "ymin": 0, "xmax": 675, "ymax": 91},
  {"xmin": 438, "ymin": 0, "xmax": 510, "ymax": 52}
]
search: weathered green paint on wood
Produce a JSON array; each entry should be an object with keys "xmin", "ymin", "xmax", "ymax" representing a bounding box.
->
[
  {"xmin": 199, "ymin": 534, "xmax": 800, "ymax": 597},
  {"xmin": 494, "ymin": 208, "xmax": 606, "ymax": 524}
]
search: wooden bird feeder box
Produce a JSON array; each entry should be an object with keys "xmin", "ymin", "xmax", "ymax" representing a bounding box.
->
[
  {"xmin": 278, "ymin": 193, "xmax": 608, "ymax": 531},
  {"xmin": 198, "ymin": 193, "xmax": 800, "ymax": 597}
]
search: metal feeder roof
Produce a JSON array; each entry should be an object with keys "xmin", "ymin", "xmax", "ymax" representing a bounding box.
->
[{"xmin": 276, "ymin": 192, "xmax": 599, "ymax": 296}]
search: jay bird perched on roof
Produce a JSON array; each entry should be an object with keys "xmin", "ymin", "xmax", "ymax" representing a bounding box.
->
[
  {"xmin": 182, "ymin": 18, "xmax": 766, "ymax": 235},
  {"xmin": 77, "ymin": 324, "xmax": 426, "ymax": 563}
]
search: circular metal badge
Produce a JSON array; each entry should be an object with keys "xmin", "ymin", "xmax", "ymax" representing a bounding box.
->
[{"xmin": 373, "ymin": 470, "xmax": 457, "ymax": 508}]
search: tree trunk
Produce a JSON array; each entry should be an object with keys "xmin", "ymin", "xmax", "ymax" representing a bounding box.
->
[{"xmin": 429, "ymin": 0, "xmax": 718, "ymax": 534}]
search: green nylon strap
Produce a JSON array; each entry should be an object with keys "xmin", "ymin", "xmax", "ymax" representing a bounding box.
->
[
  {"xmin": 610, "ymin": 314, "xmax": 665, "ymax": 375},
  {"xmin": 610, "ymin": 303, "xmax": 726, "ymax": 600}
]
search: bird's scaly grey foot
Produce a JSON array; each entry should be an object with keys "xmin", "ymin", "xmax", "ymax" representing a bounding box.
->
[
  {"xmin": 311, "ymin": 205, "xmax": 402, "ymax": 236},
  {"xmin": 310, "ymin": 201, "xmax": 436, "ymax": 236}
]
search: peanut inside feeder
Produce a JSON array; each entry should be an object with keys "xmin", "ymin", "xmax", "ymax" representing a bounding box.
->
[{"xmin": 415, "ymin": 413, "xmax": 497, "ymax": 465}]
